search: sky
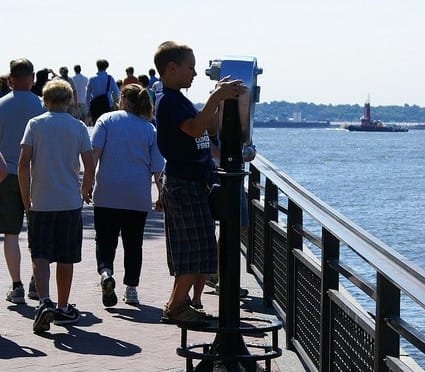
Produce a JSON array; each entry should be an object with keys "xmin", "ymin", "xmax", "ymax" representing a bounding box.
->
[{"xmin": 3, "ymin": 0, "xmax": 425, "ymax": 106}]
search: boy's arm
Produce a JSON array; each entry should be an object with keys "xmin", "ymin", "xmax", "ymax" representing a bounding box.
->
[
  {"xmin": 180, "ymin": 78, "xmax": 247, "ymax": 138},
  {"xmin": 80, "ymin": 150, "xmax": 95, "ymax": 204},
  {"xmin": 91, "ymin": 147, "xmax": 102, "ymax": 168},
  {"xmin": 18, "ymin": 145, "xmax": 32, "ymax": 211}
]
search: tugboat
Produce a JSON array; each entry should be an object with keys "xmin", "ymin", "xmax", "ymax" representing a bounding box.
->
[{"xmin": 346, "ymin": 99, "xmax": 408, "ymax": 132}]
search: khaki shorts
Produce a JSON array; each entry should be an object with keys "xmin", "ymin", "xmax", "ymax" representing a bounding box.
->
[{"xmin": 0, "ymin": 175, "xmax": 24, "ymax": 234}]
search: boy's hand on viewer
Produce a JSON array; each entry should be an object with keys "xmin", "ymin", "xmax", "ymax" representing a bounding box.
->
[{"xmin": 214, "ymin": 76, "xmax": 248, "ymax": 101}]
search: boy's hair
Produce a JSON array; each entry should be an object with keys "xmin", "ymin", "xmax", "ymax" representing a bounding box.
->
[
  {"xmin": 121, "ymin": 83, "xmax": 153, "ymax": 120},
  {"xmin": 74, "ymin": 65, "xmax": 81, "ymax": 74},
  {"xmin": 42, "ymin": 79, "xmax": 73, "ymax": 107},
  {"xmin": 154, "ymin": 41, "xmax": 193, "ymax": 76},
  {"xmin": 96, "ymin": 59, "xmax": 109, "ymax": 71},
  {"xmin": 126, "ymin": 66, "xmax": 134, "ymax": 74}
]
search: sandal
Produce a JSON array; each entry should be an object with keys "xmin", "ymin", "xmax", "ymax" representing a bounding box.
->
[{"xmin": 161, "ymin": 304, "xmax": 210, "ymax": 325}]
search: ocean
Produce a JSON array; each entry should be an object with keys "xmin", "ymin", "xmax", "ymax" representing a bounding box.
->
[{"xmin": 252, "ymin": 126, "xmax": 425, "ymax": 368}]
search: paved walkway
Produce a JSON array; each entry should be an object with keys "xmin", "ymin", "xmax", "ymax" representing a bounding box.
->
[{"xmin": 0, "ymin": 187, "xmax": 304, "ymax": 371}]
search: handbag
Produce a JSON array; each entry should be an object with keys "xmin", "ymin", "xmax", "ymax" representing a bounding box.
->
[{"xmin": 89, "ymin": 75, "xmax": 111, "ymax": 121}]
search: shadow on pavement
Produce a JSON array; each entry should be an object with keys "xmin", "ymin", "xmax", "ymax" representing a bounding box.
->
[
  {"xmin": 105, "ymin": 303, "xmax": 163, "ymax": 324},
  {"xmin": 52, "ymin": 326, "xmax": 142, "ymax": 356},
  {"xmin": 0, "ymin": 335, "xmax": 47, "ymax": 359},
  {"xmin": 7, "ymin": 303, "xmax": 36, "ymax": 321}
]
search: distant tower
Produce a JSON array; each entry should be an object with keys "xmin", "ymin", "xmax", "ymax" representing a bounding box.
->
[
  {"xmin": 364, "ymin": 96, "xmax": 371, "ymax": 121},
  {"xmin": 361, "ymin": 95, "xmax": 371, "ymax": 126}
]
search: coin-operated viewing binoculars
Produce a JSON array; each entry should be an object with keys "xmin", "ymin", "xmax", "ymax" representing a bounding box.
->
[
  {"xmin": 175, "ymin": 57, "xmax": 282, "ymax": 372},
  {"xmin": 206, "ymin": 57, "xmax": 262, "ymax": 219},
  {"xmin": 206, "ymin": 56, "xmax": 262, "ymax": 149}
]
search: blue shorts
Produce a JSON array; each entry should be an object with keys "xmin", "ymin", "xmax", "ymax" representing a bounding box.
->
[
  {"xmin": 28, "ymin": 208, "xmax": 82, "ymax": 264},
  {"xmin": 162, "ymin": 175, "xmax": 217, "ymax": 276}
]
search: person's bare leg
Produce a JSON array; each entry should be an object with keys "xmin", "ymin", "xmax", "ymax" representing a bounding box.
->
[
  {"xmin": 4, "ymin": 234, "xmax": 21, "ymax": 282},
  {"xmin": 192, "ymin": 274, "xmax": 207, "ymax": 305},
  {"xmin": 56, "ymin": 263, "xmax": 73, "ymax": 308},
  {"xmin": 167, "ymin": 273, "xmax": 196, "ymax": 312},
  {"xmin": 32, "ymin": 258, "xmax": 50, "ymax": 299}
]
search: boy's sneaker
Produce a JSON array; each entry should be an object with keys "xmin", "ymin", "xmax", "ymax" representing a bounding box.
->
[
  {"xmin": 6, "ymin": 285, "xmax": 25, "ymax": 304},
  {"xmin": 123, "ymin": 287, "xmax": 139, "ymax": 305},
  {"xmin": 28, "ymin": 276, "xmax": 39, "ymax": 300},
  {"xmin": 54, "ymin": 304, "xmax": 81, "ymax": 325},
  {"xmin": 161, "ymin": 304, "xmax": 210, "ymax": 326},
  {"xmin": 101, "ymin": 272, "xmax": 117, "ymax": 307},
  {"xmin": 33, "ymin": 299, "xmax": 55, "ymax": 333}
]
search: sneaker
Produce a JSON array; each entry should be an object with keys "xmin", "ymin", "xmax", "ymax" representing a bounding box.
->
[
  {"xmin": 205, "ymin": 273, "xmax": 218, "ymax": 289},
  {"xmin": 33, "ymin": 299, "xmax": 55, "ymax": 333},
  {"xmin": 101, "ymin": 272, "xmax": 117, "ymax": 307},
  {"xmin": 6, "ymin": 285, "xmax": 25, "ymax": 304},
  {"xmin": 54, "ymin": 304, "xmax": 81, "ymax": 325},
  {"xmin": 214, "ymin": 284, "xmax": 249, "ymax": 298},
  {"xmin": 161, "ymin": 304, "xmax": 210, "ymax": 326},
  {"xmin": 28, "ymin": 276, "xmax": 39, "ymax": 300},
  {"xmin": 123, "ymin": 287, "xmax": 139, "ymax": 305}
]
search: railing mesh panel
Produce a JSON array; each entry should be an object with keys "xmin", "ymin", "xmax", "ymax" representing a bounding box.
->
[
  {"xmin": 240, "ymin": 229, "xmax": 248, "ymax": 247},
  {"xmin": 252, "ymin": 206, "xmax": 264, "ymax": 275},
  {"xmin": 295, "ymin": 259, "xmax": 321, "ymax": 369},
  {"xmin": 271, "ymin": 228, "xmax": 287, "ymax": 314},
  {"xmin": 330, "ymin": 301, "xmax": 375, "ymax": 371}
]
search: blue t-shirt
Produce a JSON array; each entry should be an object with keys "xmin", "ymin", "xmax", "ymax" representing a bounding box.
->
[
  {"xmin": 156, "ymin": 87, "xmax": 213, "ymax": 181},
  {"xmin": 91, "ymin": 110, "xmax": 164, "ymax": 211},
  {"xmin": 0, "ymin": 91, "xmax": 46, "ymax": 174}
]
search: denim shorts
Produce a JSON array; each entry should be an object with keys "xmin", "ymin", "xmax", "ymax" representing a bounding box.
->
[{"xmin": 28, "ymin": 208, "xmax": 82, "ymax": 263}]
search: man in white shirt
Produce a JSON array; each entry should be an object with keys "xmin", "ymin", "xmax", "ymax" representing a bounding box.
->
[{"xmin": 72, "ymin": 65, "xmax": 88, "ymax": 123}]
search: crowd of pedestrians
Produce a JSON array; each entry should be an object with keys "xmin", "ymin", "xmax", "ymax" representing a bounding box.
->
[{"xmin": 0, "ymin": 45, "xmax": 251, "ymax": 334}]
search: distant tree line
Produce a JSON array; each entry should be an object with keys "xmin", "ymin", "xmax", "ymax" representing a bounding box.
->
[{"xmin": 253, "ymin": 101, "xmax": 425, "ymax": 123}]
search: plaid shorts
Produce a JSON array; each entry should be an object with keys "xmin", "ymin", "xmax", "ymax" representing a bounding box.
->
[
  {"xmin": 28, "ymin": 208, "xmax": 83, "ymax": 264},
  {"xmin": 0, "ymin": 175, "xmax": 24, "ymax": 234},
  {"xmin": 162, "ymin": 175, "xmax": 217, "ymax": 276}
]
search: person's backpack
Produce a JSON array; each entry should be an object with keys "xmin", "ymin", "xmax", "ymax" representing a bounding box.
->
[{"xmin": 89, "ymin": 75, "xmax": 111, "ymax": 123}]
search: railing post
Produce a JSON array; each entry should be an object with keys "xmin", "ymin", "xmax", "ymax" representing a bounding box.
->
[
  {"xmin": 263, "ymin": 178, "xmax": 278, "ymax": 306},
  {"xmin": 375, "ymin": 273, "xmax": 400, "ymax": 371},
  {"xmin": 286, "ymin": 199, "xmax": 303, "ymax": 351},
  {"xmin": 320, "ymin": 228, "xmax": 340, "ymax": 372},
  {"xmin": 246, "ymin": 163, "xmax": 260, "ymax": 273}
]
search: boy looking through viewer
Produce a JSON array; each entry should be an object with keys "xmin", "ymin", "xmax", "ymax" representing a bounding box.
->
[
  {"xmin": 154, "ymin": 40, "xmax": 247, "ymax": 324},
  {"xmin": 18, "ymin": 79, "xmax": 95, "ymax": 333}
]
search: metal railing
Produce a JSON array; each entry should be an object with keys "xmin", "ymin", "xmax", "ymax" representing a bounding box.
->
[{"xmin": 243, "ymin": 153, "xmax": 425, "ymax": 371}]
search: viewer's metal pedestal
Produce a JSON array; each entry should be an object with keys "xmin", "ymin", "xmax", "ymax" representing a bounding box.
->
[{"xmin": 176, "ymin": 100, "xmax": 282, "ymax": 371}]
